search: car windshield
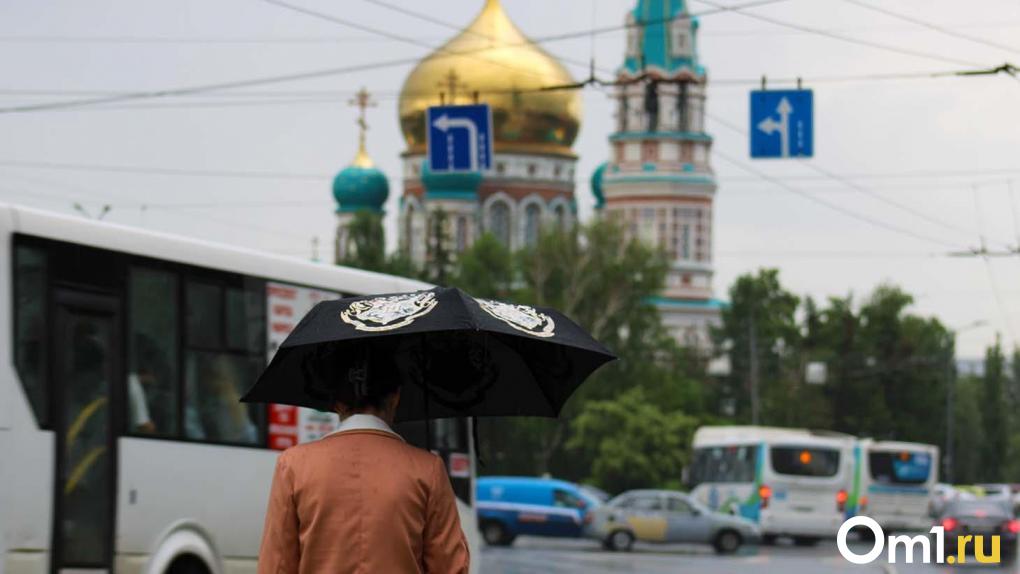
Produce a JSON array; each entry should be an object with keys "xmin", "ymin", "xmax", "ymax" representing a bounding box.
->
[
  {"xmin": 945, "ymin": 500, "xmax": 1011, "ymax": 519},
  {"xmin": 868, "ymin": 450, "xmax": 932, "ymax": 484},
  {"xmin": 771, "ymin": 446, "xmax": 840, "ymax": 477}
]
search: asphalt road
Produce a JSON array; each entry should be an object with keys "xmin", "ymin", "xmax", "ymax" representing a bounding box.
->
[{"xmin": 480, "ymin": 536, "xmax": 1020, "ymax": 574}]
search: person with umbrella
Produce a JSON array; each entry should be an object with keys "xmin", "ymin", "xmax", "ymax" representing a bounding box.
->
[{"xmin": 247, "ymin": 287, "xmax": 615, "ymax": 573}]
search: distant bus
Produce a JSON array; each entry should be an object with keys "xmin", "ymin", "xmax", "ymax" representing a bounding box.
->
[
  {"xmin": 0, "ymin": 204, "xmax": 479, "ymax": 574},
  {"xmin": 847, "ymin": 439, "xmax": 938, "ymax": 532},
  {"xmin": 688, "ymin": 426, "xmax": 855, "ymax": 545}
]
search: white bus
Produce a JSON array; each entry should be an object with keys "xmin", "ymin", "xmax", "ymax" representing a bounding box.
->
[
  {"xmin": 0, "ymin": 203, "xmax": 479, "ymax": 574},
  {"xmin": 688, "ymin": 426, "xmax": 855, "ymax": 545},
  {"xmin": 848, "ymin": 439, "xmax": 938, "ymax": 532}
]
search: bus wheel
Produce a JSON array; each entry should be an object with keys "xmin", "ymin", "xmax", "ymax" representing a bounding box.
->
[
  {"xmin": 166, "ymin": 554, "xmax": 210, "ymax": 574},
  {"xmin": 606, "ymin": 530, "xmax": 634, "ymax": 552},
  {"xmin": 793, "ymin": 536, "xmax": 819, "ymax": 547},
  {"xmin": 714, "ymin": 530, "xmax": 742, "ymax": 554},
  {"xmin": 481, "ymin": 521, "xmax": 514, "ymax": 546}
]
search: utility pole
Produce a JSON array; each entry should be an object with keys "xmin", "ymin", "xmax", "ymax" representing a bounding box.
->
[
  {"xmin": 944, "ymin": 333, "xmax": 955, "ymax": 483},
  {"xmin": 749, "ymin": 311, "xmax": 760, "ymax": 425}
]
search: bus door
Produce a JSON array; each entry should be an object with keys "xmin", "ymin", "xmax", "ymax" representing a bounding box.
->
[{"xmin": 50, "ymin": 292, "xmax": 120, "ymax": 573}]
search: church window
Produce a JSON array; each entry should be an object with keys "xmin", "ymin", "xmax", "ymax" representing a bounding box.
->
[
  {"xmin": 455, "ymin": 216, "xmax": 468, "ymax": 252},
  {"xmin": 489, "ymin": 201, "xmax": 511, "ymax": 247},
  {"xmin": 644, "ymin": 81, "xmax": 659, "ymax": 132},
  {"xmin": 554, "ymin": 164, "xmax": 562, "ymax": 178},
  {"xmin": 496, "ymin": 162, "xmax": 506, "ymax": 175},
  {"xmin": 619, "ymin": 94, "xmax": 629, "ymax": 131},
  {"xmin": 670, "ymin": 18, "xmax": 693, "ymax": 57},
  {"xmin": 677, "ymin": 82, "xmax": 690, "ymax": 131},
  {"xmin": 524, "ymin": 203, "xmax": 542, "ymax": 247},
  {"xmin": 680, "ymin": 224, "xmax": 691, "ymax": 259},
  {"xmin": 554, "ymin": 204, "xmax": 567, "ymax": 230}
]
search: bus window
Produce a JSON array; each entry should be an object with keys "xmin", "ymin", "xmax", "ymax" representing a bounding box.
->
[
  {"xmin": 183, "ymin": 277, "xmax": 266, "ymax": 445},
  {"xmin": 771, "ymin": 446, "xmax": 840, "ymax": 477},
  {"xmin": 689, "ymin": 445, "xmax": 757, "ymax": 487},
  {"xmin": 186, "ymin": 282, "xmax": 223, "ymax": 349},
  {"xmin": 185, "ymin": 352, "xmax": 263, "ymax": 444},
  {"xmin": 869, "ymin": 451, "xmax": 931, "ymax": 484},
  {"xmin": 127, "ymin": 268, "xmax": 180, "ymax": 436},
  {"xmin": 226, "ymin": 284, "xmax": 265, "ymax": 354},
  {"xmin": 14, "ymin": 244, "xmax": 49, "ymax": 426}
]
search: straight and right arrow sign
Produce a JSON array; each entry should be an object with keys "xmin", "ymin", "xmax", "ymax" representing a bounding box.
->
[{"xmin": 750, "ymin": 89, "xmax": 813, "ymax": 159}]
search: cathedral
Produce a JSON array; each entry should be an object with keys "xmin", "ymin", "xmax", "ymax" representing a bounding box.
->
[{"xmin": 332, "ymin": 0, "xmax": 721, "ymax": 349}]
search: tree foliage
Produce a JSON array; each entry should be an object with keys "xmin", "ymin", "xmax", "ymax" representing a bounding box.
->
[{"xmin": 567, "ymin": 387, "xmax": 697, "ymax": 494}]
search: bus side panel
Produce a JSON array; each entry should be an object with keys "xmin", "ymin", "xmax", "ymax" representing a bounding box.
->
[
  {"xmin": 117, "ymin": 439, "xmax": 277, "ymax": 564},
  {"xmin": 0, "ymin": 421, "xmax": 55, "ymax": 571}
]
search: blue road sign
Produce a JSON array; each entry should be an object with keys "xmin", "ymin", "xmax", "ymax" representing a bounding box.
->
[
  {"xmin": 750, "ymin": 89, "xmax": 813, "ymax": 159},
  {"xmin": 426, "ymin": 104, "xmax": 493, "ymax": 172}
]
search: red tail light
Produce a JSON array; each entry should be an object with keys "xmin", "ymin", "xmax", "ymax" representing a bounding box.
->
[
  {"xmin": 941, "ymin": 517, "xmax": 958, "ymax": 532},
  {"xmin": 758, "ymin": 484, "xmax": 772, "ymax": 509},
  {"xmin": 1005, "ymin": 520, "xmax": 1020, "ymax": 534},
  {"xmin": 836, "ymin": 489, "xmax": 848, "ymax": 512}
]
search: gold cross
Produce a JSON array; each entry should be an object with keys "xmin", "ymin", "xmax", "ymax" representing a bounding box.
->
[
  {"xmin": 438, "ymin": 68, "xmax": 468, "ymax": 104},
  {"xmin": 347, "ymin": 87, "xmax": 376, "ymax": 167}
]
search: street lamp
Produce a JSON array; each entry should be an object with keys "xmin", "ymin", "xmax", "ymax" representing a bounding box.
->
[{"xmin": 944, "ymin": 319, "xmax": 988, "ymax": 484}]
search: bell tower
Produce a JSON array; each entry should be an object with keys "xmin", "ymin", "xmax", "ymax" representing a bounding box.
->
[{"xmin": 596, "ymin": 0, "xmax": 721, "ymax": 349}]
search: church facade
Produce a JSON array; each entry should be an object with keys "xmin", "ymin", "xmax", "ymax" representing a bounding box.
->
[
  {"xmin": 395, "ymin": 0, "xmax": 582, "ymax": 264},
  {"xmin": 331, "ymin": 0, "xmax": 722, "ymax": 349},
  {"xmin": 594, "ymin": 0, "xmax": 723, "ymax": 348}
]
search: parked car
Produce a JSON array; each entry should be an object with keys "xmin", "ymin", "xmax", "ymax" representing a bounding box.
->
[
  {"xmin": 585, "ymin": 489, "xmax": 761, "ymax": 554},
  {"xmin": 933, "ymin": 499, "xmax": 1019, "ymax": 561},
  {"xmin": 476, "ymin": 476, "xmax": 598, "ymax": 546}
]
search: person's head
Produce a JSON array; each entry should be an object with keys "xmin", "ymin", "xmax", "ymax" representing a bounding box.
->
[{"xmin": 303, "ymin": 339, "xmax": 406, "ymax": 425}]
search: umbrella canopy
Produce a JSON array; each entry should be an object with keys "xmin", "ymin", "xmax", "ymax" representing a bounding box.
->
[{"xmin": 241, "ymin": 286, "xmax": 616, "ymax": 422}]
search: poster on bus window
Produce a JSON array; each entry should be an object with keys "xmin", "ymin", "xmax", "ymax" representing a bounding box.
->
[{"xmin": 266, "ymin": 282, "xmax": 343, "ymax": 450}]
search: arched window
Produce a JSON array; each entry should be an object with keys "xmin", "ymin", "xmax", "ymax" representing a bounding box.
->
[
  {"xmin": 554, "ymin": 204, "xmax": 567, "ymax": 231},
  {"xmin": 455, "ymin": 215, "xmax": 468, "ymax": 252},
  {"xmin": 489, "ymin": 201, "xmax": 511, "ymax": 246},
  {"xmin": 524, "ymin": 203, "xmax": 542, "ymax": 247}
]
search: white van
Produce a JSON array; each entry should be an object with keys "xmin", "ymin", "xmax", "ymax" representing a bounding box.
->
[
  {"xmin": 851, "ymin": 440, "xmax": 938, "ymax": 532},
  {"xmin": 688, "ymin": 426, "xmax": 855, "ymax": 544}
]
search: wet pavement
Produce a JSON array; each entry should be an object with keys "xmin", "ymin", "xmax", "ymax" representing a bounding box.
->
[{"xmin": 480, "ymin": 536, "xmax": 1020, "ymax": 573}]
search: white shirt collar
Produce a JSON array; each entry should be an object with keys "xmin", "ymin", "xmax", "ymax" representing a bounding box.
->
[{"xmin": 330, "ymin": 413, "xmax": 403, "ymax": 441}]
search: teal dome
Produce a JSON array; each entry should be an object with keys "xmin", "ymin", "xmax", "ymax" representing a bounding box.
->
[
  {"xmin": 332, "ymin": 163, "xmax": 389, "ymax": 213},
  {"xmin": 591, "ymin": 161, "xmax": 607, "ymax": 209}
]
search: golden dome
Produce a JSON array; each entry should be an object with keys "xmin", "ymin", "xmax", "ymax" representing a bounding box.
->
[{"xmin": 398, "ymin": 0, "xmax": 581, "ymax": 159}]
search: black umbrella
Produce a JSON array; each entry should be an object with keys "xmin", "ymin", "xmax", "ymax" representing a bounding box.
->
[{"xmin": 240, "ymin": 286, "xmax": 616, "ymax": 422}]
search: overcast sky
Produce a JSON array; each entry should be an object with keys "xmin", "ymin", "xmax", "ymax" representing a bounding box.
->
[{"xmin": 2, "ymin": 0, "xmax": 1020, "ymax": 357}]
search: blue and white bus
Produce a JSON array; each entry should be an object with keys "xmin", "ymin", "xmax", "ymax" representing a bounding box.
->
[
  {"xmin": 688, "ymin": 426, "xmax": 855, "ymax": 545},
  {"xmin": 0, "ymin": 204, "xmax": 479, "ymax": 574},
  {"xmin": 846, "ymin": 439, "xmax": 938, "ymax": 532}
]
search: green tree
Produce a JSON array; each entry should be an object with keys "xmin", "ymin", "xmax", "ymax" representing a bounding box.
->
[
  {"xmin": 953, "ymin": 375, "xmax": 984, "ymax": 483},
  {"xmin": 714, "ymin": 268, "xmax": 800, "ymax": 424},
  {"xmin": 452, "ymin": 232, "xmax": 515, "ymax": 299},
  {"xmin": 981, "ymin": 336, "xmax": 1007, "ymax": 481},
  {"xmin": 338, "ymin": 210, "xmax": 387, "ymax": 272},
  {"xmin": 567, "ymin": 387, "xmax": 697, "ymax": 494}
]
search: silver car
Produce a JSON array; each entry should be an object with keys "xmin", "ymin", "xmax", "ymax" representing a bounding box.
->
[{"xmin": 585, "ymin": 489, "xmax": 761, "ymax": 553}]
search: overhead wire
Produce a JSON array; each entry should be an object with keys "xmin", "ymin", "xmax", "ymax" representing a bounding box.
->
[
  {"xmin": 711, "ymin": 147, "xmax": 964, "ymax": 250},
  {"xmin": 840, "ymin": 0, "xmax": 1020, "ymax": 57},
  {"xmin": 706, "ymin": 112, "xmax": 989, "ymax": 245},
  {"xmin": 970, "ymin": 184, "xmax": 1018, "ymax": 345},
  {"xmin": 693, "ymin": 0, "xmax": 987, "ymax": 68}
]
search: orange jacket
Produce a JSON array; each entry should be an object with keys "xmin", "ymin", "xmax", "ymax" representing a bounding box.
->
[{"xmin": 257, "ymin": 429, "xmax": 470, "ymax": 574}]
